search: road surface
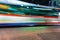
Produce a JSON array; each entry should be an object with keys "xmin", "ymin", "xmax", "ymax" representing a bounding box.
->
[{"xmin": 0, "ymin": 26, "xmax": 59, "ymax": 40}]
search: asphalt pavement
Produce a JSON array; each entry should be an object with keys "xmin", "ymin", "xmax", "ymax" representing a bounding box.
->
[{"xmin": 0, "ymin": 26, "xmax": 59, "ymax": 40}]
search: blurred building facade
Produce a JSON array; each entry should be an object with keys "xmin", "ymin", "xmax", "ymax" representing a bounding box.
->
[{"xmin": 50, "ymin": 0, "xmax": 60, "ymax": 7}]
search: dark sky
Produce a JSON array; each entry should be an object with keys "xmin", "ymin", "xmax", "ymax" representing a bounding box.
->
[{"xmin": 20, "ymin": 0, "xmax": 50, "ymax": 6}]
